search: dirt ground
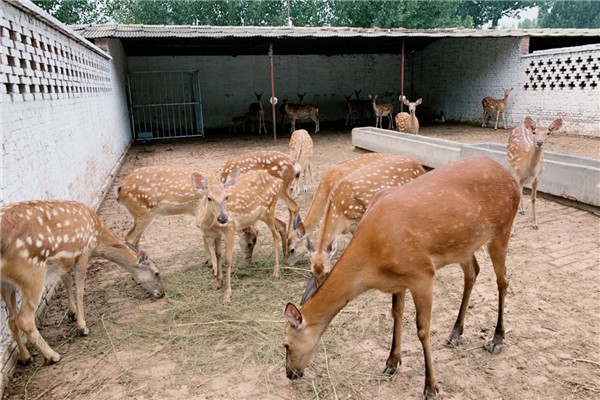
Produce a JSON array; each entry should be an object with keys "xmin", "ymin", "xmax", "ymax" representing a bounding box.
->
[{"xmin": 3, "ymin": 123, "xmax": 600, "ymax": 400}]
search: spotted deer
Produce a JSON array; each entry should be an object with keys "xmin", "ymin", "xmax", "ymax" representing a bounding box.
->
[
  {"xmin": 283, "ymin": 157, "xmax": 520, "ymax": 400},
  {"xmin": 220, "ymin": 150, "xmax": 301, "ymax": 240},
  {"xmin": 0, "ymin": 200, "xmax": 164, "ymax": 365},
  {"xmin": 193, "ymin": 170, "xmax": 287, "ymax": 302},
  {"xmin": 482, "ymin": 87, "xmax": 513, "ymax": 130},
  {"xmin": 282, "ymin": 99, "xmax": 320, "ymax": 133},
  {"xmin": 285, "ymin": 152, "xmax": 388, "ymax": 266},
  {"xmin": 300, "ymin": 155, "xmax": 426, "ymax": 301},
  {"xmin": 369, "ymin": 94, "xmax": 394, "ymax": 129},
  {"xmin": 117, "ymin": 166, "xmax": 259, "ymax": 258},
  {"xmin": 344, "ymin": 94, "xmax": 360, "ymax": 126},
  {"xmin": 507, "ymin": 116, "xmax": 563, "ymax": 229},
  {"xmin": 354, "ymin": 90, "xmax": 374, "ymax": 122},
  {"xmin": 395, "ymin": 96, "xmax": 422, "ymax": 134},
  {"xmin": 249, "ymin": 92, "xmax": 267, "ymax": 134},
  {"xmin": 288, "ymin": 129, "xmax": 314, "ymax": 194}
]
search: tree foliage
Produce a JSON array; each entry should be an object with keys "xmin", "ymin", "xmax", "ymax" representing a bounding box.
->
[
  {"xmin": 537, "ymin": 1, "xmax": 600, "ymax": 28},
  {"xmin": 32, "ymin": 0, "xmax": 109, "ymax": 24}
]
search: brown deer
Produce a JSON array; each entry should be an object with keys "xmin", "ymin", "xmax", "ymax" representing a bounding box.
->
[
  {"xmin": 285, "ymin": 152, "xmax": 388, "ymax": 266},
  {"xmin": 369, "ymin": 94, "xmax": 394, "ymax": 129},
  {"xmin": 192, "ymin": 170, "xmax": 287, "ymax": 302},
  {"xmin": 482, "ymin": 87, "xmax": 513, "ymax": 130},
  {"xmin": 395, "ymin": 96, "xmax": 422, "ymax": 134},
  {"xmin": 221, "ymin": 150, "xmax": 301, "ymax": 239},
  {"xmin": 0, "ymin": 200, "xmax": 164, "ymax": 365},
  {"xmin": 249, "ymin": 92, "xmax": 267, "ymax": 134},
  {"xmin": 354, "ymin": 90, "xmax": 374, "ymax": 122},
  {"xmin": 282, "ymin": 98, "xmax": 320, "ymax": 134},
  {"xmin": 507, "ymin": 116, "xmax": 563, "ymax": 229},
  {"xmin": 288, "ymin": 129, "xmax": 314, "ymax": 194},
  {"xmin": 344, "ymin": 93, "xmax": 360, "ymax": 127},
  {"xmin": 229, "ymin": 113, "xmax": 250, "ymax": 134},
  {"xmin": 301, "ymin": 156, "xmax": 426, "ymax": 296},
  {"xmin": 283, "ymin": 156, "xmax": 520, "ymax": 400},
  {"xmin": 117, "ymin": 166, "xmax": 259, "ymax": 258}
]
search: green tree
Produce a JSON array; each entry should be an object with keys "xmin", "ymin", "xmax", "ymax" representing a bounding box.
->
[
  {"xmin": 537, "ymin": 1, "xmax": 600, "ymax": 28},
  {"xmin": 32, "ymin": 0, "xmax": 108, "ymax": 24},
  {"xmin": 457, "ymin": 1, "xmax": 537, "ymax": 28}
]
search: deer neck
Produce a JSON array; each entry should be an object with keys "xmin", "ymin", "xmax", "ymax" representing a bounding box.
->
[
  {"xmin": 93, "ymin": 228, "xmax": 136, "ymax": 268},
  {"xmin": 526, "ymin": 143, "xmax": 544, "ymax": 171}
]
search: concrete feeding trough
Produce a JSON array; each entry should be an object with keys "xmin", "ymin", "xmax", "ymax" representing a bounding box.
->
[{"xmin": 352, "ymin": 127, "xmax": 600, "ymax": 208}]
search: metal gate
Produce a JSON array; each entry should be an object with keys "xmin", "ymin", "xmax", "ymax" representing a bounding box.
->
[{"xmin": 128, "ymin": 70, "xmax": 204, "ymax": 140}]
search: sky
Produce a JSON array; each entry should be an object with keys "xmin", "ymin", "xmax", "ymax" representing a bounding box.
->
[{"xmin": 497, "ymin": 6, "xmax": 539, "ymax": 28}]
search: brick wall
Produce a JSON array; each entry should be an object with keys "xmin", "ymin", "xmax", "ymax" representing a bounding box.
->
[
  {"xmin": 0, "ymin": 1, "xmax": 132, "ymax": 395},
  {"xmin": 415, "ymin": 37, "xmax": 599, "ymax": 137}
]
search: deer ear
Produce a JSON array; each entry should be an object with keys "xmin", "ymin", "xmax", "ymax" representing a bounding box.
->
[
  {"xmin": 224, "ymin": 169, "xmax": 240, "ymax": 188},
  {"xmin": 523, "ymin": 117, "xmax": 536, "ymax": 132},
  {"xmin": 306, "ymin": 238, "xmax": 315, "ymax": 253},
  {"xmin": 548, "ymin": 118, "xmax": 563, "ymax": 133},
  {"xmin": 326, "ymin": 238, "xmax": 337, "ymax": 256},
  {"xmin": 285, "ymin": 303, "xmax": 303, "ymax": 328},
  {"xmin": 191, "ymin": 173, "xmax": 208, "ymax": 192},
  {"xmin": 415, "ymin": 98, "xmax": 422, "ymax": 106},
  {"xmin": 403, "ymin": 98, "xmax": 410, "ymax": 106}
]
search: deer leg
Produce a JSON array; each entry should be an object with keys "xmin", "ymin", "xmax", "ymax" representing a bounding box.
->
[
  {"xmin": 502, "ymin": 111, "xmax": 507, "ymax": 129},
  {"xmin": 73, "ymin": 253, "xmax": 91, "ymax": 336},
  {"xmin": 223, "ymin": 229, "xmax": 236, "ymax": 303},
  {"xmin": 411, "ymin": 279, "xmax": 438, "ymax": 400},
  {"xmin": 383, "ymin": 289, "xmax": 407, "ymax": 375},
  {"xmin": 125, "ymin": 213, "xmax": 154, "ymax": 247},
  {"xmin": 275, "ymin": 217, "xmax": 288, "ymax": 258},
  {"xmin": 264, "ymin": 213, "xmax": 282, "ymax": 279},
  {"xmin": 311, "ymin": 115, "xmax": 320, "ymax": 133},
  {"xmin": 17, "ymin": 273, "xmax": 61, "ymax": 363},
  {"xmin": 494, "ymin": 111, "xmax": 500, "ymax": 130},
  {"xmin": 447, "ymin": 256, "xmax": 480, "ymax": 347},
  {"xmin": 482, "ymin": 109, "xmax": 487, "ymax": 128},
  {"xmin": 63, "ymin": 271, "xmax": 77, "ymax": 322},
  {"xmin": 290, "ymin": 118, "xmax": 296, "ymax": 134},
  {"xmin": 531, "ymin": 177, "xmax": 540, "ymax": 230},
  {"xmin": 484, "ymin": 236, "xmax": 510, "ymax": 355},
  {"xmin": 205, "ymin": 236, "xmax": 221, "ymax": 288},
  {"xmin": 1, "ymin": 281, "xmax": 33, "ymax": 364}
]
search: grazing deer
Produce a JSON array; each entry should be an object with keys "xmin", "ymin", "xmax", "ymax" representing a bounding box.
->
[
  {"xmin": 301, "ymin": 155, "xmax": 426, "ymax": 295},
  {"xmin": 288, "ymin": 129, "xmax": 314, "ymax": 194},
  {"xmin": 117, "ymin": 166, "xmax": 259, "ymax": 257},
  {"xmin": 221, "ymin": 150, "xmax": 301, "ymax": 239},
  {"xmin": 344, "ymin": 94, "xmax": 360, "ymax": 127},
  {"xmin": 193, "ymin": 170, "xmax": 287, "ymax": 302},
  {"xmin": 283, "ymin": 156, "xmax": 520, "ymax": 400},
  {"xmin": 282, "ymin": 99, "xmax": 320, "ymax": 134},
  {"xmin": 369, "ymin": 94, "xmax": 394, "ymax": 129},
  {"xmin": 286, "ymin": 152, "xmax": 388, "ymax": 266},
  {"xmin": 507, "ymin": 116, "xmax": 563, "ymax": 229},
  {"xmin": 482, "ymin": 87, "xmax": 513, "ymax": 130},
  {"xmin": 249, "ymin": 92, "xmax": 267, "ymax": 134},
  {"xmin": 395, "ymin": 96, "xmax": 422, "ymax": 134},
  {"xmin": 229, "ymin": 113, "xmax": 250, "ymax": 134},
  {"xmin": 0, "ymin": 200, "xmax": 164, "ymax": 364}
]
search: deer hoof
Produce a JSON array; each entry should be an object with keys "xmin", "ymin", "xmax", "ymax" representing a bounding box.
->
[
  {"xmin": 531, "ymin": 224, "xmax": 539, "ymax": 230},
  {"xmin": 78, "ymin": 326, "xmax": 89, "ymax": 336},
  {"xmin": 382, "ymin": 364, "xmax": 397, "ymax": 376},
  {"xmin": 44, "ymin": 352, "xmax": 61, "ymax": 364},
  {"xmin": 18, "ymin": 355, "xmax": 33, "ymax": 366},
  {"xmin": 484, "ymin": 340, "xmax": 503, "ymax": 354},
  {"xmin": 68, "ymin": 311, "xmax": 77, "ymax": 322}
]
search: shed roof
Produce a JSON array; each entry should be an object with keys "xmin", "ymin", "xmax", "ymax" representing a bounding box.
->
[{"xmin": 70, "ymin": 24, "xmax": 600, "ymax": 56}]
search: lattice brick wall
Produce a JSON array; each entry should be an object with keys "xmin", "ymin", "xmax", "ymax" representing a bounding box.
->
[{"xmin": 524, "ymin": 52, "xmax": 599, "ymax": 91}]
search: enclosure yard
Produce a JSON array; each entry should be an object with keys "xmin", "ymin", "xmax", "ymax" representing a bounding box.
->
[{"xmin": 3, "ymin": 125, "xmax": 600, "ymax": 400}]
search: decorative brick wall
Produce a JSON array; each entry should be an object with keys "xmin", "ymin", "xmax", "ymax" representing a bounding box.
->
[
  {"xmin": 415, "ymin": 37, "xmax": 599, "ymax": 137},
  {"xmin": 0, "ymin": 1, "xmax": 132, "ymax": 395}
]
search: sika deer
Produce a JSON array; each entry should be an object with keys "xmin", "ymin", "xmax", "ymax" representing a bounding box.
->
[
  {"xmin": 369, "ymin": 94, "xmax": 394, "ymax": 129},
  {"xmin": 283, "ymin": 157, "xmax": 520, "ymax": 400},
  {"xmin": 249, "ymin": 92, "xmax": 267, "ymax": 134},
  {"xmin": 193, "ymin": 170, "xmax": 287, "ymax": 302},
  {"xmin": 482, "ymin": 87, "xmax": 513, "ymax": 130},
  {"xmin": 221, "ymin": 150, "xmax": 301, "ymax": 239},
  {"xmin": 395, "ymin": 96, "xmax": 422, "ymax": 134},
  {"xmin": 344, "ymin": 94, "xmax": 360, "ymax": 127},
  {"xmin": 0, "ymin": 201, "xmax": 164, "ymax": 364},
  {"xmin": 288, "ymin": 129, "xmax": 314, "ymax": 194},
  {"xmin": 507, "ymin": 116, "xmax": 563, "ymax": 229},
  {"xmin": 286, "ymin": 152, "xmax": 388, "ymax": 266},
  {"xmin": 117, "ymin": 166, "xmax": 259, "ymax": 258},
  {"xmin": 301, "ymin": 155, "xmax": 426, "ymax": 299},
  {"xmin": 282, "ymin": 99, "xmax": 320, "ymax": 134},
  {"xmin": 354, "ymin": 90, "xmax": 374, "ymax": 122}
]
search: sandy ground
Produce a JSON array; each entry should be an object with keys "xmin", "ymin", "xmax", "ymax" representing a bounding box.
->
[{"xmin": 3, "ymin": 123, "xmax": 600, "ymax": 400}]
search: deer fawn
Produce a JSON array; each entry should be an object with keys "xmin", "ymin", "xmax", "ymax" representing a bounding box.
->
[
  {"xmin": 0, "ymin": 200, "xmax": 164, "ymax": 364},
  {"xmin": 285, "ymin": 152, "xmax": 388, "ymax": 266},
  {"xmin": 192, "ymin": 170, "xmax": 287, "ymax": 302},
  {"xmin": 288, "ymin": 129, "xmax": 314, "ymax": 194},
  {"xmin": 369, "ymin": 94, "xmax": 394, "ymax": 129},
  {"xmin": 221, "ymin": 150, "xmax": 301, "ymax": 240},
  {"xmin": 249, "ymin": 92, "xmax": 267, "ymax": 134},
  {"xmin": 482, "ymin": 87, "xmax": 513, "ymax": 130},
  {"xmin": 507, "ymin": 116, "xmax": 563, "ymax": 229},
  {"xmin": 299, "ymin": 155, "xmax": 426, "ymax": 301},
  {"xmin": 395, "ymin": 96, "xmax": 422, "ymax": 134},
  {"xmin": 282, "ymin": 98, "xmax": 320, "ymax": 133},
  {"xmin": 344, "ymin": 94, "xmax": 360, "ymax": 126},
  {"xmin": 283, "ymin": 156, "xmax": 520, "ymax": 400}
]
